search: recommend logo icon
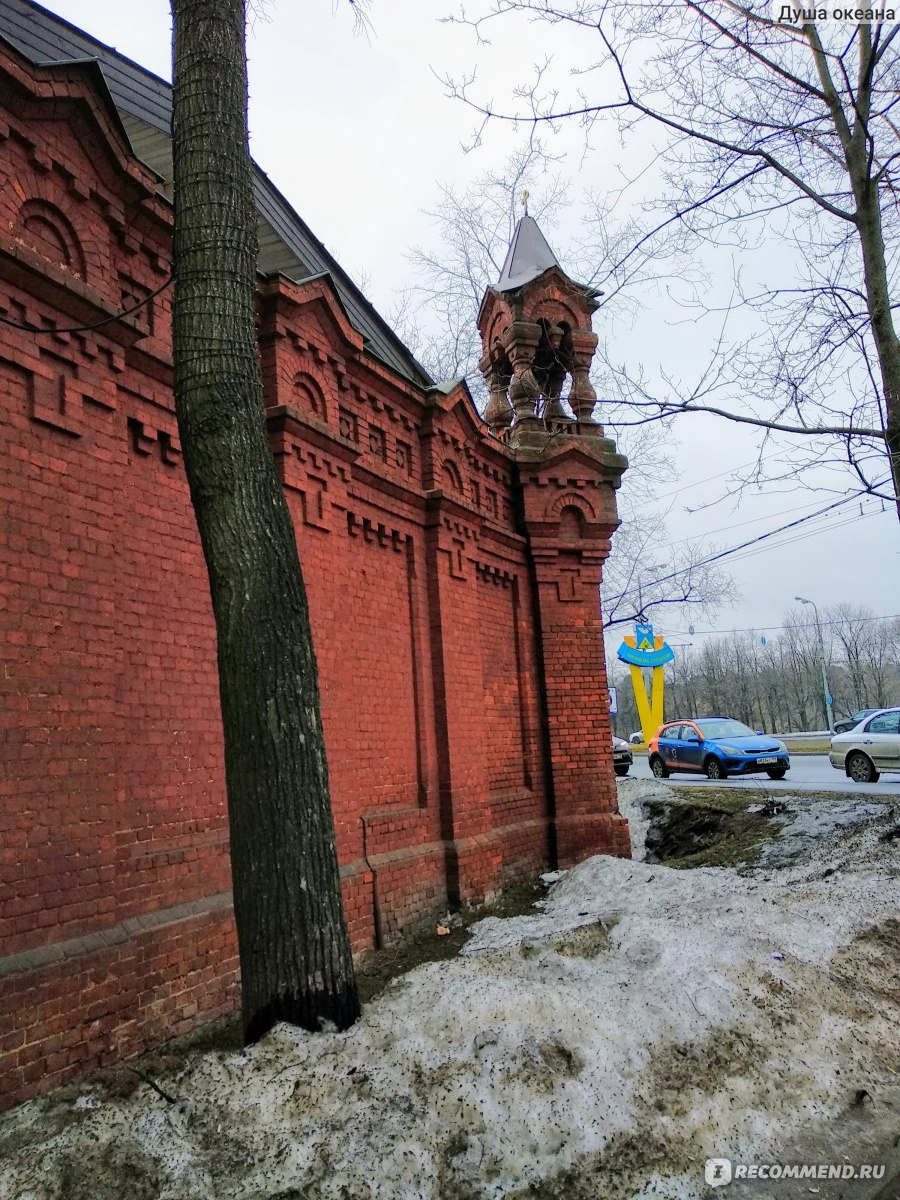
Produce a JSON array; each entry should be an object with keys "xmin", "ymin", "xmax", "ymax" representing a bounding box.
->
[{"xmin": 705, "ymin": 1158, "xmax": 733, "ymax": 1188}]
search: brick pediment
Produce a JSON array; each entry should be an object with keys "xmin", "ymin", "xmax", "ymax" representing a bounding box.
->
[
  {"xmin": 427, "ymin": 383, "xmax": 514, "ymax": 472},
  {"xmin": 0, "ymin": 41, "xmax": 170, "ymax": 335},
  {"xmin": 258, "ymin": 273, "xmax": 365, "ymax": 359},
  {"xmin": 0, "ymin": 40, "xmax": 161, "ymax": 205},
  {"xmin": 425, "ymin": 378, "xmax": 484, "ymax": 435}
]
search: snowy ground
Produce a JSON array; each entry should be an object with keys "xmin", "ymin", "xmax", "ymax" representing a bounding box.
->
[{"xmin": 2, "ymin": 782, "xmax": 900, "ymax": 1200}]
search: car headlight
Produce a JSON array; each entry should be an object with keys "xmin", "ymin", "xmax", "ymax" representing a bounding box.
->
[
  {"xmin": 717, "ymin": 744, "xmax": 742, "ymax": 755},
  {"xmin": 776, "ymin": 741, "xmax": 788, "ymax": 753}
]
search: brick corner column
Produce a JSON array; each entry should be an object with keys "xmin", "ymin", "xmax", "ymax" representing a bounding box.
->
[
  {"xmin": 531, "ymin": 543, "xmax": 630, "ymax": 865},
  {"xmin": 516, "ymin": 442, "xmax": 631, "ymax": 867}
]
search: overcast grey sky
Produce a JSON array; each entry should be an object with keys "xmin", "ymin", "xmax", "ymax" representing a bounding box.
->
[{"xmin": 31, "ymin": 0, "xmax": 900, "ymax": 652}]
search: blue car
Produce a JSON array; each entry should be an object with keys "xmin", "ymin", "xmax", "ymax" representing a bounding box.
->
[{"xmin": 648, "ymin": 716, "xmax": 790, "ymax": 781}]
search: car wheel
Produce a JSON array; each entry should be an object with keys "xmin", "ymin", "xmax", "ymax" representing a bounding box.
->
[
  {"xmin": 766, "ymin": 768, "xmax": 787, "ymax": 780},
  {"xmin": 705, "ymin": 757, "xmax": 727, "ymax": 780},
  {"xmin": 614, "ymin": 765, "xmax": 630, "ymax": 777},
  {"xmin": 650, "ymin": 756, "xmax": 669, "ymax": 779},
  {"xmin": 846, "ymin": 752, "xmax": 879, "ymax": 783}
]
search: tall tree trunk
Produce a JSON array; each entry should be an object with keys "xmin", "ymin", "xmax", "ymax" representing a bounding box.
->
[
  {"xmin": 170, "ymin": 0, "xmax": 359, "ymax": 1042},
  {"xmin": 826, "ymin": 25, "xmax": 900, "ymax": 518},
  {"xmin": 853, "ymin": 183, "xmax": 900, "ymax": 519}
]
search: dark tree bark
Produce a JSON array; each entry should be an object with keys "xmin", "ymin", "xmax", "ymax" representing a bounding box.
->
[
  {"xmin": 170, "ymin": 0, "xmax": 359, "ymax": 1042},
  {"xmin": 807, "ymin": 21, "xmax": 900, "ymax": 518}
]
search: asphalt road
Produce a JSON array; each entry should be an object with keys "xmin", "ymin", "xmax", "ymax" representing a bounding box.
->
[{"xmin": 627, "ymin": 752, "xmax": 900, "ymax": 796}]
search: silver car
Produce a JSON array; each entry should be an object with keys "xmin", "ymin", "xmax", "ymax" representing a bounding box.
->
[
  {"xmin": 829, "ymin": 707, "xmax": 900, "ymax": 782},
  {"xmin": 612, "ymin": 735, "xmax": 633, "ymax": 778}
]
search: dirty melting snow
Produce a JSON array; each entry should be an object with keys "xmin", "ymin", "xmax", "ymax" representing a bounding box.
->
[{"xmin": 2, "ymin": 788, "xmax": 900, "ymax": 1200}]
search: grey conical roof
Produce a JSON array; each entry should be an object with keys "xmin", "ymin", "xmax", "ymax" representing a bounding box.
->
[{"xmin": 496, "ymin": 215, "xmax": 561, "ymax": 292}]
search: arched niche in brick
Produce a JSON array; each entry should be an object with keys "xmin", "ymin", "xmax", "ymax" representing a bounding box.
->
[
  {"xmin": 484, "ymin": 310, "xmax": 509, "ymax": 353},
  {"xmin": 14, "ymin": 198, "xmax": 86, "ymax": 279},
  {"xmin": 557, "ymin": 504, "xmax": 585, "ymax": 543},
  {"xmin": 547, "ymin": 491, "xmax": 598, "ymax": 522},
  {"xmin": 484, "ymin": 313, "xmax": 512, "ymax": 367},
  {"xmin": 523, "ymin": 295, "xmax": 582, "ymax": 331},
  {"xmin": 442, "ymin": 459, "xmax": 463, "ymax": 494},
  {"xmin": 548, "ymin": 491, "xmax": 598, "ymax": 540},
  {"xmin": 292, "ymin": 371, "xmax": 328, "ymax": 423}
]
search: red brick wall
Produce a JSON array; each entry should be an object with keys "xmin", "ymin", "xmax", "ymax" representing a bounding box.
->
[
  {"xmin": 0, "ymin": 44, "xmax": 627, "ymax": 1110},
  {"xmin": 0, "ymin": 902, "xmax": 238, "ymax": 1103}
]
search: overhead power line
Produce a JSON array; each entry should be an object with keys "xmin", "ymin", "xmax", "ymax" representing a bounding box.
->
[
  {"xmin": 719, "ymin": 508, "xmax": 879, "ymax": 564},
  {"xmin": 659, "ymin": 488, "xmax": 878, "ymax": 549},
  {"xmin": 659, "ymin": 611, "xmax": 900, "ymax": 638},
  {"xmin": 646, "ymin": 452, "xmax": 778, "ymax": 504},
  {"xmin": 603, "ymin": 481, "xmax": 891, "ymax": 607}
]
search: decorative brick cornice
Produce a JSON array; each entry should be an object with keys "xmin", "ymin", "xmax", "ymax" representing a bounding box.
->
[{"xmin": 474, "ymin": 561, "xmax": 515, "ymax": 587}]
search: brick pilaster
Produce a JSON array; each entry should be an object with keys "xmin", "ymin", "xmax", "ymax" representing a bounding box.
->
[
  {"xmin": 516, "ymin": 434, "xmax": 632, "ymax": 867},
  {"xmin": 424, "ymin": 494, "xmax": 502, "ymax": 904},
  {"xmin": 530, "ymin": 543, "xmax": 631, "ymax": 864}
]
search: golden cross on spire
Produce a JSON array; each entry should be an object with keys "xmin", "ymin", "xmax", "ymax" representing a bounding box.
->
[{"xmin": 521, "ymin": 189, "xmax": 530, "ymax": 215}]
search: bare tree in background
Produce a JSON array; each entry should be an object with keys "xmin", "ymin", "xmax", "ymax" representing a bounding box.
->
[
  {"xmin": 598, "ymin": 506, "xmax": 738, "ymax": 629},
  {"xmin": 397, "ymin": 146, "xmax": 735, "ymax": 625},
  {"xmin": 827, "ymin": 601, "xmax": 898, "ymax": 708},
  {"xmin": 170, "ymin": 0, "xmax": 359, "ymax": 1043},
  {"xmin": 863, "ymin": 615, "xmax": 895, "ymax": 703},
  {"xmin": 830, "ymin": 601, "xmax": 876, "ymax": 706},
  {"xmin": 445, "ymin": 3, "xmax": 900, "ymax": 516},
  {"xmin": 619, "ymin": 606, "xmax": 900, "ymax": 733},
  {"xmin": 395, "ymin": 144, "xmax": 569, "ymax": 390}
]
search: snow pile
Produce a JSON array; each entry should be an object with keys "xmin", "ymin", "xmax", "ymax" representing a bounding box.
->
[
  {"xmin": 614, "ymin": 777, "xmax": 673, "ymax": 860},
  {"xmin": 2, "ymin": 809, "xmax": 899, "ymax": 1200}
]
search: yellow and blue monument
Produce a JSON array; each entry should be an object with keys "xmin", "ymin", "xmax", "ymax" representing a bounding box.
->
[{"xmin": 617, "ymin": 623, "xmax": 675, "ymax": 743}]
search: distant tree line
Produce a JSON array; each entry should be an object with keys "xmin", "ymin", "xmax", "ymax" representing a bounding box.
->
[{"xmin": 610, "ymin": 605, "xmax": 900, "ymax": 736}]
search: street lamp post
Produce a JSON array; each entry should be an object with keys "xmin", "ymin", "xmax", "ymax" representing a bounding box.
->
[{"xmin": 795, "ymin": 595, "xmax": 834, "ymax": 731}]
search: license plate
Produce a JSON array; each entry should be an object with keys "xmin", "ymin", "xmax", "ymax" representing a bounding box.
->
[{"xmin": 757, "ymin": 757, "xmax": 777, "ymax": 765}]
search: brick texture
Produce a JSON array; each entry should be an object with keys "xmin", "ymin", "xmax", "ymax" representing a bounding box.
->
[{"xmin": 0, "ymin": 42, "xmax": 629, "ymax": 1110}]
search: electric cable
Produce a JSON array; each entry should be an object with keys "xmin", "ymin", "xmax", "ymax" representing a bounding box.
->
[{"xmin": 0, "ymin": 275, "xmax": 173, "ymax": 336}]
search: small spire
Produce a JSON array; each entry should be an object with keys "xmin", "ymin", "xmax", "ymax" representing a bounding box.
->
[
  {"xmin": 496, "ymin": 214, "xmax": 561, "ymax": 292},
  {"xmin": 521, "ymin": 189, "xmax": 529, "ymax": 215}
]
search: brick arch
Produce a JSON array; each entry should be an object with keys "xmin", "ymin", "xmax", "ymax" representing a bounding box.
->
[
  {"xmin": 485, "ymin": 310, "xmax": 510, "ymax": 347},
  {"xmin": 441, "ymin": 459, "xmax": 463, "ymax": 494},
  {"xmin": 292, "ymin": 371, "xmax": 328, "ymax": 422},
  {"xmin": 14, "ymin": 198, "xmax": 86, "ymax": 279},
  {"xmin": 547, "ymin": 490, "xmax": 598, "ymax": 523},
  {"xmin": 526, "ymin": 297, "xmax": 583, "ymax": 331}
]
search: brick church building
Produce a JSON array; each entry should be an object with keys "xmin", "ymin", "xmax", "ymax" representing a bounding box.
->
[{"xmin": 0, "ymin": 0, "xmax": 628, "ymax": 1107}]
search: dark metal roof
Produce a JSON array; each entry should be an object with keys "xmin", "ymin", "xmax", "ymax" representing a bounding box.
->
[
  {"xmin": 496, "ymin": 215, "xmax": 561, "ymax": 292},
  {"xmin": 0, "ymin": 0, "xmax": 432, "ymax": 387}
]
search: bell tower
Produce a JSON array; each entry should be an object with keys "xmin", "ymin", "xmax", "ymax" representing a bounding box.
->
[
  {"xmin": 478, "ymin": 214, "xmax": 631, "ymax": 865},
  {"xmin": 478, "ymin": 214, "xmax": 611, "ymax": 441}
]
